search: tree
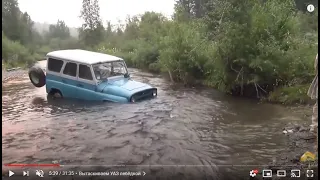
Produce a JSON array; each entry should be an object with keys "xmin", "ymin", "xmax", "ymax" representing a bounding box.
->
[
  {"xmin": 79, "ymin": 0, "xmax": 104, "ymax": 47},
  {"xmin": 48, "ymin": 20, "xmax": 70, "ymax": 39},
  {"xmin": 2, "ymin": 0, "xmax": 22, "ymax": 42},
  {"xmin": 124, "ymin": 16, "xmax": 140, "ymax": 40},
  {"xmin": 173, "ymin": 0, "xmax": 209, "ymax": 21},
  {"xmin": 2, "ymin": 0, "xmax": 37, "ymax": 47},
  {"xmin": 20, "ymin": 12, "xmax": 34, "ymax": 46},
  {"xmin": 105, "ymin": 21, "xmax": 114, "ymax": 40}
]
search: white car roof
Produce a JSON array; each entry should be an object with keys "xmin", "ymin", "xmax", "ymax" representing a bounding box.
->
[{"xmin": 46, "ymin": 49, "xmax": 123, "ymax": 65}]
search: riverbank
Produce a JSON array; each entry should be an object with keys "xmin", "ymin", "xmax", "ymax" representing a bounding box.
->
[
  {"xmin": 2, "ymin": 61, "xmax": 314, "ymax": 106},
  {"xmin": 2, "ymin": 68, "xmax": 27, "ymax": 83},
  {"xmin": 267, "ymin": 85, "xmax": 314, "ymax": 105},
  {"xmin": 147, "ymin": 69, "xmax": 314, "ymax": 106}
]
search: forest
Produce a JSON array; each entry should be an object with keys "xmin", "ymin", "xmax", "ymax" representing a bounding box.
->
[{"xmin": 2, "ymin": 0, "xmax": 318, "ymax": 104}]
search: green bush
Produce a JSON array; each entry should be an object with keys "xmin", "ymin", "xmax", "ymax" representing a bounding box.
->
[
  {"xmin": 2, "ymin": 33, "xmax": 36, "ymax": 68},
  {"xmin": 203, "ymin": 0, "xmax": 317, "ymax": 98},
  {"xmin": 158, "ymin": 21, "xmax": 213, "ymax": 84},
  {"xmin": 268, "ymin": 84, "xmax": 312, "ymax": 104}
]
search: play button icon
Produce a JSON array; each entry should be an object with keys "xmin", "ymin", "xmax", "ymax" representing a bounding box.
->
[{"xmin": 9, "ymin": 170, "xmax": 14, "ymax": 177}]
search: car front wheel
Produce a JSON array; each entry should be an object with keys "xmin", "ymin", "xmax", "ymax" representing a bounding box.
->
[
  {"xmin": 49, "ymin": 89, "xmax": 63, "ymax": 99},
  {"xmin": 130, "ymin": 96, "xmax": 136, "ymax": 103}
]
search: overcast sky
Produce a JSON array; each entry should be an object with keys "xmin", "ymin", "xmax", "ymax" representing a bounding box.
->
[{"xmin": 18, "ymin": 0, "xmax": 175, "ymax": 27}]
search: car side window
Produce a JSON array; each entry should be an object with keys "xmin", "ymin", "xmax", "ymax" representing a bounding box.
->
[
  {"xmin": 48, "ymin": 58, "xmax": 64, "ymax": 72},
  {"xmin": 63, "ymin": 62, "xmax": 77, "ymax": 77},
  {"xmin": 79, "ymin": 64, "xmax": 93, "ymax": 80}
]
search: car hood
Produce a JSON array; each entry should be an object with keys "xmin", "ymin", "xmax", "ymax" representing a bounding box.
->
[
  {"xmin": 110, "ymin": 79, "xmax": 148, "ymax": 91},
  {"xmin": 97, "ymin": 78, "xmax": 149, "ymax": 92}
]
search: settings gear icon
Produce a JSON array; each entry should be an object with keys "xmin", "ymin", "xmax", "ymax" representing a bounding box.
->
[{"xmin": 250, "ymin": 169, "xmax": 258, "ymax": 177}]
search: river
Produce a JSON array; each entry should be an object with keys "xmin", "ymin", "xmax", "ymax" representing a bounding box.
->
[{"xmin": 2, "ymin": 65, "xmax": 312, "ymax": 179}]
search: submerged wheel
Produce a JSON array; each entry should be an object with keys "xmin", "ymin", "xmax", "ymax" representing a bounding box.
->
[
  {"xmin": 130, "ymin": 96, "xmax": 136, "ymax": 103},
  {"xmin": 49, "ymin": 89, "xmax": 63, "ymax": 99},
  {"xmin": 28, "ymin": 66, "xmax": 46, "ymax": 87},
  {"xmin": 53, "ymin": 91, "xmax": 62, "ymax": 98}
]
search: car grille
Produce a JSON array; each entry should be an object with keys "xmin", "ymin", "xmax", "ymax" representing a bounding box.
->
[{"xmin": 133, "ymin": 89, "xmax": 154, "ymax": 101}]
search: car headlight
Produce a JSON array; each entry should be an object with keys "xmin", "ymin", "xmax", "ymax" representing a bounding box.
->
[{"xmin": 152, "ymin": 90, "xmax": 157, "ymax": 96}]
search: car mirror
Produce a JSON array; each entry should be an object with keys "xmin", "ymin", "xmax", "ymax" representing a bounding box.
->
[{"xmin": 124, "ymin": 73, "xmax": 130, "ymax": 78}]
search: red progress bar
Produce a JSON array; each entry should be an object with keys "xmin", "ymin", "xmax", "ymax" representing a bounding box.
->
[{"xmin": 4, "ymin": 164, "xmax": 60, "ymax": 167}]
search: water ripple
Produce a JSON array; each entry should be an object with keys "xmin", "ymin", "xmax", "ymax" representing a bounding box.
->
[{"xmin": 2, "ymin": 68, "xmax": 308, "ymax": 178}]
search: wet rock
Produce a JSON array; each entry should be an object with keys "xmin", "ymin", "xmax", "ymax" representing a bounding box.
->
[
  {"xmin": 299, "ymin": 126, "xmax": 309, "ymax": 132},
  {"xmin": 282, "ymin": 129, "xmax": 293, "ymax": 134}
]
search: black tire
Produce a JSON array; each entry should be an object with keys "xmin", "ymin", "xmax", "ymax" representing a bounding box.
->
[
  {"xmin": 49, "ymin": 89, "xmax": 63, "ymax": 99},
  {"xmin": 28, "ymin": 66, "xmax": 46, "ymax": 87},
  {"xmin": 130, "ymin": 96, "xmax": 136, "ymax": 103}
]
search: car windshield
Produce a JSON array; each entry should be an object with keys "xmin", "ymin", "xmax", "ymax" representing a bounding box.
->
[{"xmin": 92, "ymin": 61, "xmax": 128, "ymax": 81}]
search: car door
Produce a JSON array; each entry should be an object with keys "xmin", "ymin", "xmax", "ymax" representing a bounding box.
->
[
  {"xmin": 77, "ymin": 64, "xmax": 98, "ymax": 100},
  {"xmin": 61, "ymin": 61, "xmax": 78, "ymax": 99}
]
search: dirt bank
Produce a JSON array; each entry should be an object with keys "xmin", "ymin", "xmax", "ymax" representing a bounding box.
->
[
  {"xmin": 2, "ymin": 60, "xmax": 46, "ymax": 83},
  {"xmin": 2, "ymin": 69, "xmax": 28, "ymax": 83}
]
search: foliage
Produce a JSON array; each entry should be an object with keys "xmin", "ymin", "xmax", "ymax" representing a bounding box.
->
[
  {"xmin": 2, "ymin": 32, "xmax": 35, "ymax": 68},
  {"xmin": 173, "ymin": 0, "xmax": 209, "ymax": 21},
  {"xmin": 202, "ymin": 0, "xmax": 317, "ymax": 99},
  {"xmin": 267, "ymin": 84, "xmax": 312, "ymax": 105},
  {"xmin": 2, "ymin": 0, "xmax": 35, "ymax": 46},
  {"xmin": 79, "ymin": 0, "xmax": 104, "ymax": 47},
  {"xmin": 2, "ymin": 0, "xmax": 84, "ymax": 68},
  {"xmin": 47, "ymin": 20, "xmax": 70, "ymax": 39},
  {"xmin": 158, "ymin": 21, "xmax": 213, "ymax": 84}
]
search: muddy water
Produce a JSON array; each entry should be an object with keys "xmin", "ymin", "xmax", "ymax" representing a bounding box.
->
[{"xmin": 2, "ymin": 66, "xmax": 311, "ymax": 179}]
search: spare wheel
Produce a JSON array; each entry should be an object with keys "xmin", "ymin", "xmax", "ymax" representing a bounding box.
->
[{"xmin": 28, "ymin": 66, "xmax": 46, "ymax": 87}]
